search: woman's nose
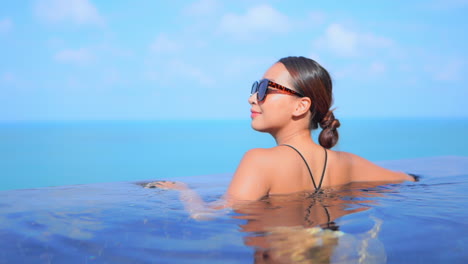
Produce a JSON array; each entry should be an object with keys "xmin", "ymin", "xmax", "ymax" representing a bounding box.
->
[{"xmin": 248, "ymin": 93, "xmax": 257, "ymax": 105}]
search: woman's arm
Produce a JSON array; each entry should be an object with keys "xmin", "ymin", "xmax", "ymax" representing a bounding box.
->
[
  {"xmin": 147, "ymin": 148, "xmax": 272, "ymax": 220},
  {"xmin": 347, "ymin": 153, "xmax": 415, "ymax": 183},
  {"xmin": 147, "ymin": 181, "xmax": 229, "ymax": 220}
]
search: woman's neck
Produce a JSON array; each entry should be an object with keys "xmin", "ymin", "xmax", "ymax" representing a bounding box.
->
[{"xmin": 273, "ymin": 128, "xmax": 313, "ymax": 146}]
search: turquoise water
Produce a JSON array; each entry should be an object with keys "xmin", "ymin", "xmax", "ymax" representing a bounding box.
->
[
  {"xmin": 1, "ymin": 119, "xmax": 467, "ymax": 191},
  {"xmin": 0, "ymin": 157, "xmax": 467, "ymax": 263}
]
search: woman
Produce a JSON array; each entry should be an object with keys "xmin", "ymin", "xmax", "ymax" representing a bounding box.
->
[{"xmin": 147, "ymin": 56, "xmax": 415, "ymax": 208}]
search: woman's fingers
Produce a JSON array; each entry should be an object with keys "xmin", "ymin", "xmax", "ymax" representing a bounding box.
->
[{"xmin": 144, "ymin": 181, "xmax": 182, "ymax": 189}]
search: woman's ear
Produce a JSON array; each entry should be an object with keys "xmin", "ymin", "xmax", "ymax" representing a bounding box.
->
[{"xmin": 293, "ymin": 97, "xmax": 312, "ymax": 117}]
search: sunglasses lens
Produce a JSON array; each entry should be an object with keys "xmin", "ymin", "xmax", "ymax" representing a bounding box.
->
[
  {"xmin": 251, "ymin": 81, "xmax": 258, "ymax": 95},
  {"xmin": 257, "ymin": 79, "xmax": 268, "ymax": 101}
]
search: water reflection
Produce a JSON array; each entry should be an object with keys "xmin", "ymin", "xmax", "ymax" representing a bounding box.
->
[{"xmin": 233, "ymin": 182, "xmax": 393, "ymax": 264}]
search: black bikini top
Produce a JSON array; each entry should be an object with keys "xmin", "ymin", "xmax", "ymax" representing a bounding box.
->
[{"xmin": 281, "ymin": 144, "xmax": 328, "ymax": 192}]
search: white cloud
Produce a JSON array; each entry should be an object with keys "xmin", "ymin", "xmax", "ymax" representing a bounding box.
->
[
  {"xmin": 1, "ymin": 72, "xmax": 15, "ymax": 83},
  {"xmin": 0, "ymin": 18, "xmax": 13, "ymax": 33},
  {"xmin": 314, "ymin": 23, "xmax": 394, "ymax": 57},
  {"xmin": 332, "ymin": 61, "xmax": 388, "ymax": 80},
  {"xmin": 369, "ymin": 62, "xmax": 387, "ymax": 75},
  {"xmin": 150, "ymin": 33, "xmax": 182, "ymax": 54},
  {"xmin": 361, "ymin": 33, "xmax": 393, "ymax": 49},
  {"xmin": 183, "ymin": 0, "xmax": 220, "ymax": 16},
  {"xmin": 427, "ymin": 59, "xmax": 464, "ymax": 81},
  {"xmin": 55, "ymin": 48, "xmax": 93, "ymax": 64},
  {"xmin": 145, "ymin": 59, "xmax": 215, "ymax": 86},
  {"xmin": 34, "ymin": 0, "xmax": 104, "ymax": 26},
  {"xmin": 319, "ymin": 24, "xmax": 358, "ymax": 56},
  {"xmin": 332, "ymin": 64, "xmax": 357, "ymax": 80},
  {"xmin": 218, "ymin": 4, "xmax": 290, "ymax": 39},
  {"xmin": 168, "ymin": 60, "xmax": 214, "ymax": 86},
  {"xmin": 221, "ymin": 56, "xmax": 272, "ymax": 78},
  {"xmin": 308, "ymin": 53, "xmax": 323, "ymax": 64}
]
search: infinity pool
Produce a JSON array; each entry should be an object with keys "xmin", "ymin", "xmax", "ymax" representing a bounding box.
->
[{"xmin": 0, "ymin": 156, "xmax": 466, "ymax": 263}]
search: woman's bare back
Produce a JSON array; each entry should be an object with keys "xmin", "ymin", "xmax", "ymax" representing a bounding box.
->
[{"xmin": 228, "ymin": 144, "xmax": 414, "ymax": 199}]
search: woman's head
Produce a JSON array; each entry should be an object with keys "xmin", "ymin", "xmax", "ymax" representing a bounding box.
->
[
  {"xmin": 249, "ymin": 62, "xmax": 309, "ymax": 135},
  {"xmin": 249, "ymin": 56, "xmax": 340, "ymax": 149},
  {"xmin": 278, "ymin": 56, "xmax": 340, "ymax": 149}
]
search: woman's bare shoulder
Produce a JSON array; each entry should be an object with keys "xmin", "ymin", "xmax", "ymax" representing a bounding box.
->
[
  {"xmin": 326, "ymin": 150, "xmax": 354, "ymax": 173},
  {"xmin": 238, "ymin": 146, "xmax": 301, "ymax": 179},
  {"xmin": 242, "ymin": 146, "xmax": 296, "ymax": 163},
  {"xmin": 233, "ymin": 147, "xmax": 288, "ymax": 179},
  {"xmin": 227, "ymin": 147, "xmax": 292, "ymax": 201}
]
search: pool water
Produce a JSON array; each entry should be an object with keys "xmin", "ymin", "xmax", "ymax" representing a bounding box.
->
[{"xmin": 0, "ymin": 156, "xmax": 467, "ymax": 263}]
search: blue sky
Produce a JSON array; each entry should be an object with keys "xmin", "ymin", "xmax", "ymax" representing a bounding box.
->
[{"xmin": 0, "ymin": 0, "xmax": 467, "ymax": 121}]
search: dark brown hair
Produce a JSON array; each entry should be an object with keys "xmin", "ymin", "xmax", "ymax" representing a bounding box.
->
[{"xmin": 278, "ymin": 56, "xmax": 340, "ymax": 149}]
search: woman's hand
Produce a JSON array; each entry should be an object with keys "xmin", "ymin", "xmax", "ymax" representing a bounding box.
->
[
  {"xmin": 145, "ymin": 180, "xmax": 230, "ymax": 220},
  {"xmin": 144, "ymin": 180, "xmax": 188, "ymax": 190}
]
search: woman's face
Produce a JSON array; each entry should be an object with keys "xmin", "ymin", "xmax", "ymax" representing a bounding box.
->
[{"xmin": 249, "ymin": 62, "xmax": 299, "ymax": 133}]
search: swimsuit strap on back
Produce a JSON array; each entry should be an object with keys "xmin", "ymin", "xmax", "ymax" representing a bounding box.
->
[{"xmin": 281, "ymin": 144, "xmax": 328, "ymax": 191}]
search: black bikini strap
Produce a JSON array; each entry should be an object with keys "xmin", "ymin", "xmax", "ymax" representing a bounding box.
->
[
  {"xmin": 324, "ymin": 205, "xmax": 331, "ymax": 223},
  {"xmin": 281, "ymin": 144, "xmax": 328, "ymax": 191},
  {"xmin": 318, "ymin": 148, "xmax": 328, "ymax": 190},
  {"xmin": 323, "ymin": 206, "xmax": 339, "ymax": 231}
]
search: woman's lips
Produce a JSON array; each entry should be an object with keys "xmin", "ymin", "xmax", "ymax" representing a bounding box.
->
[{"xmin": 251, "ymin": 110, "xmax": 261, "ymax": 118}]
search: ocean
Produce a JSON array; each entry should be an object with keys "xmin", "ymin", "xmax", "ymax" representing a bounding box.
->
[{"xmin": 1, "ymin": 119, "xmax": 467, "ymax": 191}]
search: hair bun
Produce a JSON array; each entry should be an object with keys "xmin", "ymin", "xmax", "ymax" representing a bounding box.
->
[
  {"xmin": 318, "ymin": 111, "xmax": 340, "ymax": 149},
  {"xmin": 319, "ymin": 111, "xmax": 340, "ymax": 131}
]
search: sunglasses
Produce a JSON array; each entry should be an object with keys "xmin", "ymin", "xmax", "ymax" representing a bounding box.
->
[{"xmin": 251, "ymin": 79, "xmax": 304, "ymax": 102}]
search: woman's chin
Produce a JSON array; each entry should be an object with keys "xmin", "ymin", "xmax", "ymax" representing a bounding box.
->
[{"xmin": 251, "ymin": 120, "xmax": 269, "ymax": 133}]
